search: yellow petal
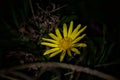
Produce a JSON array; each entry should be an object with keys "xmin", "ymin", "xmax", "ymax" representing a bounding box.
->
[
  {"xmin": 42, "ymin": 38, "xmax": 58, "ymax": 44},
  {"xmin": 67, "ymin": 49, "xmax": 72, "ymax": 57},
  {"xmin": 68, "ymin": 21, "xmax": 73, "ymax": 37},
  {"xmin": 55, "ymin": 27, "xmax": 62, "ymax": 39},
  {"xmin": 75, "ymin": 43, "xmax": 87, "ymax": 47},
  {"xmin": 72, "ymin": 34, "xmax": 86, "ymax": 44},
  {"xmin": 41, "ymin": 42, "xmax": 58, "ymax": 47},
  {"xmin": 72, "ymin": 26, "xmax": 87, "ymax": 40},
  {"xmin": 71, "ymin": 24, "xmax": 81, "ymax": 39},
  {"xmin": 71, "ymin": 48, "xmax": 80, "ymax": 54},
  {"xmin": 49, "ymin": 33, "xmax": 58, "ymax": 41},
  {"xmin": 63, "ymin": 23, "xmax": 67, "ymax": 38},
  {"xmin": 60, "ymin": 51, "xmax": 66, "ymax": 62},
  {"xmin": 43, "ymin": 48, "xmax": 59, "ymax": 55},
  {"xmin": 49, "ymin": 49, "xmax": 62, "ymax": 58}
]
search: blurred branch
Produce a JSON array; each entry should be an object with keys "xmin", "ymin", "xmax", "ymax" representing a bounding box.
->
[
  {"xmin": 95, "ymin": 62, "xmax": 120, "ymax": 67},
  {"xmin": 29, "ymin": 0, "xmax": 38, "ymax": 27},
  {"xmin": 36, "ymin": 3, "xmax": 67, "ymax": 13},
  {"xmin": 10, "ymin": 71, "xmax": 33, "ymax": 80},
  {"xmin": 36, "ymin": 3, "xmax": 46, "ymax": 12},
  {"xmin": 49, "ymin": 5, "xmax": 67, "ymax": 13},
  {"xmin": 52, "ymin": 71, "xmax": 74, "ymax": 80},
  {"xmin": 0, "ymin": 74, "xmax": 19, "ymax": 80},
  {"xmin": 0, "ymin": 62, "xmax": 118, "ymax": 80}
]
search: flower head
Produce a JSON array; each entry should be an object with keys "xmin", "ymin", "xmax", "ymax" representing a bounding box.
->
[{"xmin": 41, "ymin": 21, "xmax": 87, "ymax": 62}]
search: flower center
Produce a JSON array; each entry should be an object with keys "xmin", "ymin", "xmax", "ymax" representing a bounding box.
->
[{"xmin": 59, "ymin": 38, "xmax": 72, "ymax": 51}]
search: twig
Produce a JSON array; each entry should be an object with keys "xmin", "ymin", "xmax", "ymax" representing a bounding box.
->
[
  {"xmin": 36, "ymin": 3, "xmax": 46, "ymax": 12},
  {"xmin": 10, "ymin": 71, "xmax": 33, "ymax": 80},
  {"xmin": 51, "ymin": 71, "xmax": 73, "ymax": 80},
  {"xmin": 49, "ymin": 5, "xmax": 67, "ymax": 13},
  {"xmin": 0, "ymin": 62, "xmax": 118, "ymax": 80},
  {"xmin": 95, "ymin": 62, "xmax": 120, "ymax": 67},
  {"xmin": 0, "ymin": 74, "xmax": 19, "ymax": 80},
  {"xmin": 36, "ymin": 3, "xmax": 67, "ymax": 14},
  {"xmin": 64, "ymin": 72, "xmax": 73, "ymax": 76},
  {"xmin": 69, "ymin": 71, "xmax": 74, "ymax": 80},
  {"xmin": 29, "ymin": 0, "xmax": 38, "ymax": 27}
]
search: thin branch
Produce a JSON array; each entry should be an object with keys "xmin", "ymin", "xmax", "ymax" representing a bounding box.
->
[
  {"xmin": 64, "ymin": 72, "xmax": 73, "ymax": 76},
  {"xmin": 0, "ymin": 74, "xmax": 19, "ymax": 80},
  {"xmin": 51, "ymin": 71, "xmax": 73, "ymax": 80},
  {"xmin": 29, "ymin": 0, "xmax": 38, "ymax": 27},
  {"xmin": 49, "ymin": 5, "xmax": 67, "ymax": 13},
  {"xmin": 95, "ymin": 62, "xmax": 120, "ymax": 67},
  {"xmin": 0, "ymin": 62, "xmax": 118, "ymax": 80},
  {"xmin": 10, "ymin": 71, "xmax": 33, "ymax": 80},
  {"xmin": 36, "ymin": 3, "xmax": 46, "ymax": 12}
]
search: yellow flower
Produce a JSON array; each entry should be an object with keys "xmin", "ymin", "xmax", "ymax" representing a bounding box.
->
[{"xmin": 41, "ymin": 21, "xmax": 87, "ymax": 62}]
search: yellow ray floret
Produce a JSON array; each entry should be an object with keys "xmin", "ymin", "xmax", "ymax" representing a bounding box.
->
[
  {"xmin": 49, "ymin": 33, "xmax": 59, "ymax": 41},
  {"xmin": 67, "ymin": 49, "xmax": 72, "ymax": 57},
  {"xmin": 72, "ymin": 34, "xmax": 86, "ymax": 44},
  {"xmin": 42, "ymin": 38, "xmax": 58, "ymax": 44},
  {"xmin": 41, "ymin": 42, "xmax": 58, "ymax": 47},
  {"xmin": 43, "ymin": 48, "xmax": 60, "ymax": 55},
  {"xmin": 41, "ymin": 21, "xmax": 87, "ymax": 62},
  {"xmin": 55, "ymin": 27, "xmax": 62, "ymax": 39},
  {"xmin": 60, "ymin": 51, "xmax": 66, "ymax": 62},
  {"xmin": 72, "ymin": 26, "xmax": 87, "ymax": 40},
  {"xmin": 71, "ymin": 48, "xmax": 80, "ymax": 54},
  {"xmin": 70, "ymin": 24, "xmax": 81, "ymax": 39},
  {"xmin": 68, "ymin": 21, "xmax": 73, "ymax": 37},
  {"xmin": 63, "ymin": 23, "xmax": 67, "ymax": 38},
  {"xmin": 74, "ymin": 43, "xmax": 87, "ymax": 47},
  {"xmin": 49, "ymin": 49, "xmax": 62, "ymax": 58}
]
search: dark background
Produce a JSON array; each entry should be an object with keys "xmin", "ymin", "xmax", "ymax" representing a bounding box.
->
[{"xmin": 0, "ymin": 0, "xmax": 120, "ymax": 79}]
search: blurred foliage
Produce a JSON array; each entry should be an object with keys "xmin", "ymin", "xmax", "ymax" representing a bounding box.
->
[{"xmin": 0, "ymin": 0, "xmax": 120, "ymax": 80}]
